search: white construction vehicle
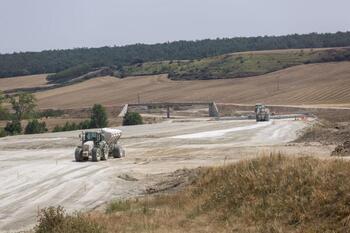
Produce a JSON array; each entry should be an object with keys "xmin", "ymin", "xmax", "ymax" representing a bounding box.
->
[{"xmin": 74, "ymin": 128, "xmax": 125, "ymax": 162}]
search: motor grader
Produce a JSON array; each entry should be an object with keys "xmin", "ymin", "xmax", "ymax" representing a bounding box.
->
[{"xmin": 75, "ymin": 128, "xmax": 125, "ymax": 162}]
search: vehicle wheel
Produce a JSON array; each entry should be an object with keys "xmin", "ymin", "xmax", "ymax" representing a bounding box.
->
[
  {"xmin": 92, "ymin": 148, "xmax": 101, "ymax": 162},
  {"xmin": 75, "ymin": 147, "xmax": 83, "ymax": 162},
  {"xmin": 112, "ymin": 145, "xmax": 123, "ymax": 158},
  {"xmin": 121, "ymin": 147, "xmax": 126, "ymax": 157},
  {"xmin": 101, "ymin": 146, "xmax": 109, "ymax": 161}
]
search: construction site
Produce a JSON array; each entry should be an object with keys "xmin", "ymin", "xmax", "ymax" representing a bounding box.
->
[
  {"xmin": 0, "ymin": 98, "xmax": 345, "ymax": 232},
  {"xmin": 0, "ymin": 44, "xmax": 350, "ymax": 232}
]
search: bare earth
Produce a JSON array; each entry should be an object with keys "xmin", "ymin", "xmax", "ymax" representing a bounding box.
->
[
  {"xmin": 0, "ymin": 74, "xmax": 49, "ymax": 91},
  {"xmin": 32, "ymin": 62, "xmax": 350, "ymax": 109},
  {"xmin": 0, "ymin": 118, "xmax": 333, "ymax": 232}
]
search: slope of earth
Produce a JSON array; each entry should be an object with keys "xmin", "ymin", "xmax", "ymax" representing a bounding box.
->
[
  {"xmin": 35, "ymin": 61, "xmax": 350, "ymax": 109},
  {"xmin": 0, "ymin": 118, "xmax": 329, "ymax": 232},
  {"xmin": 0, "ymin": 74, "xmax": 49, "ymax": 92}
]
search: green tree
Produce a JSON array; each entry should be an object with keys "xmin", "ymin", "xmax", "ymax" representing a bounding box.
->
[
  {"xmin": 123, "ymin": 112, "xmax": 143, "ymax": 126},
  {"xmin": 90, "ymin": 104, "xmax": 108, "ymax": 128},
  {"xmin": 10, "ymin": 93, "xmax": 37, "ymax": 121},
  {"xmin": 25, "ymin": 119, "xmax": 48, "ymax": 134}
]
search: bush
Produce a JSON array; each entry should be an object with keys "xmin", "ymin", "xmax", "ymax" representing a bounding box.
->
[
  {"xmin": 53, "ymin": 122, "xmax": 77, "ymax": 132},
  {"xmin": 25, "ymin": 119, "xmax": 48, "ymax": 134},
  {"xmin": 53, "ymin": 120, "xmax": 92, "ymax": 132},
  {"xmin": 4, "ymin": 120, "xmax": 22, "ymax": 135},
  {"xmin": 78, "ymin": 120, "xmax": 92, "ymax": 129},
  {"xmin": 34, "ymin": 206, "xmax": 105, "ymax": 233},
  {"xmin": 123, "ymin": 112, "xmax": 143, "ymax": 126},
  {"xmin": 90, "ymin": 104, "xmax": 108, "ymax": 128},
  {"xmin": 47, "ymin": 63, "xmax": 94, "ymax": 83},
  {"xmin": 0, "ymin": 107, "xmax": 10, "ymax": 120},
  {"xmin": 0, "ymin": 128, "xmax": 7, "ymax": 137}
]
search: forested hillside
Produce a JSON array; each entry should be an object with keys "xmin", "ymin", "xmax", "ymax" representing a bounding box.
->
[
  {"xmin": 1, "ymin": 32, "xmax": 350, "ymax": 78},
  {"xmin": 123, "ymin": 48, "xmax": 350, "ymax": 80}
]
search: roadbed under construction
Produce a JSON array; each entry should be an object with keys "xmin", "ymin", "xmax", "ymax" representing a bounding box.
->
[{"xmin": 0, "ymin": 117, "xmax": 333, "ymax": 232}]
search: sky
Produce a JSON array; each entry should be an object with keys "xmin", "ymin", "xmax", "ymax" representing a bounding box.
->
[{"xmin": 0, "ymin": 0, "xmax": 349, "ymax": 54}]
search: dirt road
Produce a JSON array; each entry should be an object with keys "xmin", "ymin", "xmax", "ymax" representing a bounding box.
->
[{"xmin": 0, "ymin": 118, "xmax": 330, "ymax": 232}]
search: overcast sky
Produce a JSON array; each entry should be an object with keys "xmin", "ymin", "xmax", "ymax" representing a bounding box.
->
[{"xmin": 0, "ymin": 0, "xmax": 349, "ymax": 54}]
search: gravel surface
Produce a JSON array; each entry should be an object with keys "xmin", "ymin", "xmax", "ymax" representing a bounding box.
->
[{"xmin": 0, "ymin": 118, "xmax": 323, "ymax": 232}]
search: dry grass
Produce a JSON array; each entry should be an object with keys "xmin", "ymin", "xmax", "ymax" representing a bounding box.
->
[
  {"xmin": 0, "ymin": 74, "xmax": 49, "ymax": 91},
  {"xmin": 33, "ymin": 61, "xmax": 350, "ymax": 109},
  {"xmin": 75, "ymin": 154, "xmax": 350, "ymax": 233}
]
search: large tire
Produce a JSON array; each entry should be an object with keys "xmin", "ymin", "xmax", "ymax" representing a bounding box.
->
[
  {"xmin": 112, "ymin": 145, "xmax": 124, "ymax": 158},
  {"xmin": 101, "ymin": 145, "xmax": 109, "ymax": 161},
  {"xmin": 92, "ymin": 148, "xmax": 101, "ymax": 162},
  {"xmin": 75, "ymin": 147, "xmax": 83, "ymax": 162}
]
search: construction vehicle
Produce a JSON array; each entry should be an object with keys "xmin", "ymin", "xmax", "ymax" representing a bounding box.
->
[
  {"xmin": 255, "ymin": 103, "xmax": 270, "ymax": 122},
  {"xmin": 75, "ymin": 128, "xmax": 125, "ymax": 162}
]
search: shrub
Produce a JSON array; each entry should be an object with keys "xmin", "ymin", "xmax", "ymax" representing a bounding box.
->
[
  {"xmin": 34, "ymin": 206, "xmax": 105, "ymax": 233},
  {"xmin": 0, "ymin": 128, "xmax": 7, "ymax": 137},
  {"xmin": 53, "ymin": 120, "xmax": 92, "ymax": 132},
  {"xmin": 4, "ymin": 120, "xmax": 22, "ymax": 135},
  {"xmin": 0, "ymin": 107, "xmax": 10, "ymax": 120},
  {"xmin": 123, "ymin": 112, "xmax": 143, "ymax": 126},
  {"xmin": 25, "ymin": 119, "xmax": 48, "ymax": 134},
  {"xmin": 47, "ymin": 63, "xmax": 94, "ymax": 83},
  {"xmin": 78, "ymin": 120, "xmax": 92, "ymax": 129},
  {"xmin": 90, "ymin": 104, "xmax": 108, "ymax": 128}
]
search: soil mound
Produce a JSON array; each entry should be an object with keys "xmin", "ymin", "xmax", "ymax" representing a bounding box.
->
[{"xmin": 332, "ymin": 141, "xmax": 350, "ymax": 156}]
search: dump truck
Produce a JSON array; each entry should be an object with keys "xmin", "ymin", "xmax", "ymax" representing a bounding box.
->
[
  {"xmin": 75, "ymin": 128, "xmax": 125, "ymax": 162},
  {"xmin": 255, "ymin": 103, "xmax": 270, "ymax": 122}
]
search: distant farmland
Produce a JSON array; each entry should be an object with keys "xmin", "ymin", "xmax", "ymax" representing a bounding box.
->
[{"xmin": 32, "ymin": 61, "xmax": 350, "ymax": 109}]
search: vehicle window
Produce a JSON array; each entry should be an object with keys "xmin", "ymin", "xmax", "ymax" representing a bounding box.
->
[{"xmin": 85, "ymin": 132, "xmax": 97, "ymax": 141}]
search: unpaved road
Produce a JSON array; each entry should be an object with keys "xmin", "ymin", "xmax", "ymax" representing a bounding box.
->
[{"xmin": 0, "ymin": 118, "xmax": 331, "ymax": 232}]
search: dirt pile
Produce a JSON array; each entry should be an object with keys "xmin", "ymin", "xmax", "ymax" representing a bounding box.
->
[
  {"xmin": 296, "ymin": 121, "xmax": 350, "ymax": 145},
  {"xmin": 332, "ymin": 141, "xmax": 350, "ymax": 156},
  {"xmin": 146, "ymin": 168, "xmax": 200, "ymax": 194}
]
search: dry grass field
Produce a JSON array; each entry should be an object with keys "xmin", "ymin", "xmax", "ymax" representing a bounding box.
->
[
  {"xmin": 0, "ymin": 74, "xmax": 49, "ymax": 91},
  {"xmin": 32, "ymin": 61, "xmax": 350, "ymax": 109},
  {"xmin": 32, "ymin": 155, "xmax": 350, "ymax": 233}
]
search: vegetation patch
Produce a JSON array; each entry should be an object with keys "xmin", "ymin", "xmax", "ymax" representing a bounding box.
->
[
  {"xmin": 123, "ymin": 112, "xmax": 143, "ymax": 126},
  {"xmin": 82, "ymin": 155, "xmax": 350, "ymax": 232},
  {"xmin": 25, "ymin": 119, "xmax": 48, "ymax": 134},
  {"xmin": 34, "ymin": 206, "xmax": 105, "ymax": 233},
  {"xmin": 123, "ymin": 48, "xmax": 350, "ymax": 80}
]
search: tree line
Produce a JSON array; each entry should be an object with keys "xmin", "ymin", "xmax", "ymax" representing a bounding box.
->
[
  {"xmin": 1, "ymin": 32, "xmax": 350, "ymax": 78},
  {"xmin": 0, "ymin": 91, "xmax": 144, "ymax": 137},
  {"xmin": 0, "ymin": 91, "xmax": 110, "ymax": 136}
]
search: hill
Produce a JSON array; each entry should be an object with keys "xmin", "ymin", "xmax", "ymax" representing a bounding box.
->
[
  {"xmin": 123, "ymin": 47, "xmax": 350, "ymax": 80},
  {"xmin": 1, "ymin": 31, "xmax": 350, "ymax": 78},
  {"xmin": 0, "ymin": 74, "xmax": 48, "ymax": 91},
  {"xmin": 34, "ymin": 61, "xmax": 350, "ymax": 109}
]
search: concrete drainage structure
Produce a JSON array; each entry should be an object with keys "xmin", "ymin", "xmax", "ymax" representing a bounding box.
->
[{"xmin": 119, "ymin": 102, "xmax": 220, "ymax": 118}]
